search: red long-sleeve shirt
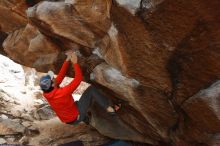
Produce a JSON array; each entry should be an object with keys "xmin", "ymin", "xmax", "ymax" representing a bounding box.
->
[{"xmin": 43, "ymin": 61, "xmax": 82, "ymax": 123}]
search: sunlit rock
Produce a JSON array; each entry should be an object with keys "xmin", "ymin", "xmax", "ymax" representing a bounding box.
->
[
  {"xmin": 0, "ymin": 55, "xmax": 24, "ymax": 86},
  {"xmin": 138, "ymin": 0, "xmax": 220, "ymax": 105},
  {"xmin": 0, "ymin": 138, "xmax": 6, "ymax": 144},
  {"xmin": 115, "ymin": 0, "xmax": 141, "ymax": 14}
]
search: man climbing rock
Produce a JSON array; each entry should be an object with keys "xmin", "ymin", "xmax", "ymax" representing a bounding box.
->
[{"xmin": 39, "ymin": 50, "xmax": 120, "ymax": 125}]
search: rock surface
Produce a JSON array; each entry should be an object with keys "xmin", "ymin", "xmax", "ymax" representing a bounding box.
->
[
  {"xmin": 0, "ymin": 0, "xmax": 220, "ymax": 145},
  {"xmin": 0, "ymin": 138, "xmax": 6, "ymax": 144},
  {"xmin": 0, "ymin": 0, "xmax": 27, "ymax": 33},
  {"xmin": 35, "ymin": 105, "xmax": 56, "ymax": 120}
]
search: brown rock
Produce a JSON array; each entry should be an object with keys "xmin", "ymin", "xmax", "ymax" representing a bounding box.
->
[
  {"xmin": 139, "ymin": 0, "xmax": 220, "ymax": 105},
  {"xmin": 92, "ymin": 63, "xmax": 177, "ymax": 141},
  {"xmin": 0, "ymin": 0, "xmax": 27, "ymax": 33},
  {"xmin": 0, "ymin": 31, "xmax": 7, "ymax": 55},
  {"xmin": 90, "ymin": 103, "xmax": 158, "ymax": 144},
  {"xmin": 3, "ymin": 24, "xmax": 60, "ymax": 72},
  {"xmin": 180, "ymin": 81, "xmax": 220, "ymax": 144},
  {"xmin": 27, "ymin": 0, "xmax": 111, "ymax": 48},
  {"xmin": 168, "ymin": 22, "xmax": 220, "ymax": 105},
  {"xmin": 19, "ymin": 136, "xmax": 29, "ymax": 145},
  {"xmin": 207, "ymin": 134, "xmax": 220, "ymax": 146},
  {"xmin": 110, "ymin": 4, "xmax": 172, "ymax": 92}
]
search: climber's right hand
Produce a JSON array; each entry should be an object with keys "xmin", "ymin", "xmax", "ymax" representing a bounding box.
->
[
  {"xmin": 65, "ymin": 50, "xmax": 75, "ymax": 61},
  {"xmin": 65, "ymin": 50, "xmax": 72, "ymax": 61},
  {"xmin": 70, "ymin": 52, "xmax": 78, "ymax": 64}
]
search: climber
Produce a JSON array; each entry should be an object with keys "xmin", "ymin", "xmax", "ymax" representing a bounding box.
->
[{"xmin": 39, "ymin": 50, "xmax": 121, "ymax": 125}]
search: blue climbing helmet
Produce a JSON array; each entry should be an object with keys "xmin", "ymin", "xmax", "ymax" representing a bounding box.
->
[{"xmin": 39, "ymin": 71, "xmax": 54, "ymax": 91}]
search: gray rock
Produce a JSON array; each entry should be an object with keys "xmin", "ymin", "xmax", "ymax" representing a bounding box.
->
[
  {"xmin": 39, "ymin": 138, "xmax": 53, "ymax": 145},
  {"xmin": 33, "ymin": 111, "xmax": 40, "ymax": 120},
  {"xmin": 22, "ymin": 121, "xmax": 31, "ymax": 127},
  {"xmin": 11, "ymin": 110, "xmax": 22, "ymax": 117},
  {"xmin": 36, "ymin": 105, "xmax": 56, "ymax": 120},
  {"xmin": 25, "ymin": 125, "xmax": 40, "ymax": 136},
  {"xmin": 19, "ymin": 136, "xmax": 29, "ymax": 145},
  {"xmin": 12, "ymin": 118, "xmax": 21, "ymax": 123},
  {"xmin": 21, "ymin": 113, "xmax": 35, "ymax": 121},
  {"xmin": 6, "ymin": 137, "xmax": 15, "ymax": 143},
  {"xmin": 33, "ymin": 99, "xmax": 45, "ymax": 108},
  {"xmin": 0, "ymin": 138, "xmax": 6, "ymax": 144},
  {"xmin": 20, "ymin": 90, "xmax": 26, "ymax": 94},
  {"xmin": 0, "ymin": 119, "xmax": 26, "ymax": 135},
  {"xmin": 0, "ymin": 114, "xmax": 8, "ymax": 119},
  {"xmin": 0, "ymin": 92, "xmax": 11, "ymax": 102}
]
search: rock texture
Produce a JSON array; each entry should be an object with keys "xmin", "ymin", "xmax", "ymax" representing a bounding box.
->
[
  {"xmin": 0, "ymin": 0, "xmax": 27, "ymax": 33},
  {"xmin": 0, "ymin": 0, "xmax": 220, "ymax": 145},
  {"xmin": 3, "ymin": 24, "xmax": 60, "ymax": 71}
]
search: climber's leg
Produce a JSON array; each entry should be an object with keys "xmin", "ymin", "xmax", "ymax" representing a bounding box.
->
[
  {"xmin": 77, "ymin": 85, "xmax": 122, "ymax": 123},
  {"xmin": 85, "ymin": 86, "xmax": 110, "ymax": 109}
]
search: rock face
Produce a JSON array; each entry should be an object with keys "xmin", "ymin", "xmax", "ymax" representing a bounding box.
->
[
  {"xmin": 3, "ymin": 24, "xmax": 60, "ymax": 71},
  {"xmin": 180, "ymin": 81, "xmax": 220, "ymax": 145},
  {"xmin": 0, "ymin": 0, "xmax": 27, "ymax": 33},
  {"xmin": 0, "ymin": 0, "xmax": 220, "ymax": 145}
]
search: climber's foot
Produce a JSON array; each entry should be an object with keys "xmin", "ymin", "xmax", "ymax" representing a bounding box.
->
[
  {"xmin": 114, "ymin": 103, "xmax": 122, "ymax": 112},
  {"xmin": 106, "ymin": 104, "xmax": 122, "ymax": 116}
]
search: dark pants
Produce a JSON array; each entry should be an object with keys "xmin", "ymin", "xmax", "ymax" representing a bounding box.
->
[{"xmin": 67, "ymin": 86, "xmax": 110, "ymax": 125}]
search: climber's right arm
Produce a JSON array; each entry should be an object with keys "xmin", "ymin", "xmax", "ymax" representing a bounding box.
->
[{"xmin": 62, "ymin": 52, "xmax": 82, "ymax": 94}]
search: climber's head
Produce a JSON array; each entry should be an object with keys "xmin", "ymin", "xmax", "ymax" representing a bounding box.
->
[{"xmin": 39, "ymin": 71, "xmax": 55, "ymax": 92}]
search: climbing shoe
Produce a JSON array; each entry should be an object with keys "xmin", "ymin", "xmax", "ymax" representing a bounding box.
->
[{"xmin": 107, "ymin": 103, "xmax": 122, "ymax": 116}]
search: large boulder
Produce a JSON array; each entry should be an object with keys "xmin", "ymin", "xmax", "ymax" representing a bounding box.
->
[{"xmin": 0, "ymin": 0, "xmax": 220, "ymax": 145}]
